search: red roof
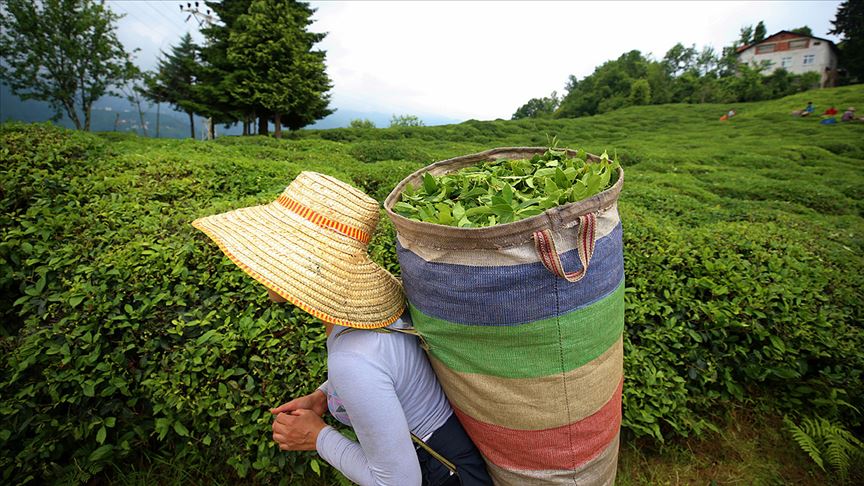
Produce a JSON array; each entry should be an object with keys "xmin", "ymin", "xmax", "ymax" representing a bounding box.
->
[{"xmin": 736, "ymin": 30, "xmax": 838, "ymax": 54}]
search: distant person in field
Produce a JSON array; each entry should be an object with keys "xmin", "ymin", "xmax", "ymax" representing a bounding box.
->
[
  {"xmin": 824, "ymin": 106, "xmax": 838, "ymax": 116},
  {"xmin": 719, "ymin": 109, "xmax": 736, "ymax": 121},
  {"xmin": 793, "ymin": 101, "xmax": 815, "ymax": 117},
  {"xmin": 192, "ymin": 172, "xmax": 492, "ymax": 486},
  {"xmin": 842, "ymin": 107, "xmax": 858, "ymax": 122}
]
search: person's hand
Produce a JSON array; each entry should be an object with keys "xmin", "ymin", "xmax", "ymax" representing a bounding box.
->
[
  {"xmin": 270, "ymin": 389, "xmax": 327, "ymax": 417},
  {"xmin": 272, "ymin": 409, "xmax": 326, "ymax": 451}
]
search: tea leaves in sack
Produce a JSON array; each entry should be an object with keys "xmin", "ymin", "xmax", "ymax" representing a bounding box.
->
[{"xmin": 392, "ymin": 148, "xmax": 620, "ymax": 227}]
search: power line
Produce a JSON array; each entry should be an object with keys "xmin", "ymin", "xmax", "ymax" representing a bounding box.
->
[
  {"xmin": 144, "ymin": 1, "xmax": 190, "ymax": 33},
  {"xmin": 179, "ymin": 2, "xmax": 217, "ymax": 28},
  {"xmin": 107, "ymin": 2, "xmax": 150, "ymax": 28}
]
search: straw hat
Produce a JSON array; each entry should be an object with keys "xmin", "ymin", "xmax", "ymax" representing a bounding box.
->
[{"xmin": 192, "ymin": 171, "xmax": 405, "ymax": 329}]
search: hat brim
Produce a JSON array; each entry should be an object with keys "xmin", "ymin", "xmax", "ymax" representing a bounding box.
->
[{"xmin": 192, "ymin": 201, "xmax": 405, "ymax": 329}]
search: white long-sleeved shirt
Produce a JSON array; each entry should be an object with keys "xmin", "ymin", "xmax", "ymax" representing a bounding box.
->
[{"xmin": 315, "ymin": 317, "xmax": 452, "ymax": 486}]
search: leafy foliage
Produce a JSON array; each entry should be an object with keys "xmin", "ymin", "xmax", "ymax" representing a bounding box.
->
[
  {"xmin": 0, "ymin": 0, "xmax": 138, "ymax": 131},
  {"xmin": 784, "ymin": 416, "xmax": 864, "ymax": 482},
  {"xmin": 529, "ymin": 20, "xmax": 826, "ymax": 120},
  {"xmin": 349, "ymin": 119, "xmax": 376, "ymax": 129},
  {"xmin": 143, "ymin": 33, "xmax": 203, "ymax": 139},
  {"xmin": 393, "ymin": 149, "xmax": 619, "ymax": 227},
  {"xmin": 1, "ymin": 85, "xmax": 863, "ymax": 483},
  {"xmin": 830, "ymin": 0, "xmax": 864, "ymax": 83},
  {"xmin": 389, "ymin": 115, "xmax": 425, "ymax": 127},
  {"xmin": 227, "ymin": 0, "xmax": 333, "ymax": 137},
  {"xmin": 511, "ymin": 92, "xmax": 560, "ymax": 120}
]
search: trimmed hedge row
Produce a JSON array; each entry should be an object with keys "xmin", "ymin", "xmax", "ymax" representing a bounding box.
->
[{"xmin": 1, "ymin": 122, "xmax": 862, "ymax": 484}]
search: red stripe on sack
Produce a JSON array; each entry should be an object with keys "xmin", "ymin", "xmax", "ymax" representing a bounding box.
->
[
  {"xmin": 453, "ymin": 379, "xmax": 622, "ymax": 471},
  {"xmin": 275, "ymin": 196, "xmax": 371, "ymax": 244},
  {"xmin": 542, "ymin": 234, "xmax": 562, "ymax": 278}
]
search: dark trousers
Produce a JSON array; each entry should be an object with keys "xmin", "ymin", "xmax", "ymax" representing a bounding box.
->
[{"xmin": 416, "ymin": 414, "xmax": 493, "ymax": 486}]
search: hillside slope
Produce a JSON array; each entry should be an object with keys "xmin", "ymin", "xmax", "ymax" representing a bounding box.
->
[{"xmin": 1, "ymin": 85, "xmax": 862, "ymax": 484}]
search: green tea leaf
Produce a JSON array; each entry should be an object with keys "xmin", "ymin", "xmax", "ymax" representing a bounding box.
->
[
  {"xmin": 436, "ymin": 203, "xmax": 453, "ymax": 225},
  {"xmin": 88, "ymin": 445, "xmax": 114, "ymax": 463},
  {"xmin": 422, "ymin": 173, "xmax": 437, "ymax": 194},
  {"xmin": 173, "ymin": 421, "xmax": 190, "ymax": 437},
  {"xmin": 501, "ymin": 183, "xmax": 514, "ymax": 204},
  {"xmin": 396, "ymin": 148, "xmax": 617, "ymax": 227}
]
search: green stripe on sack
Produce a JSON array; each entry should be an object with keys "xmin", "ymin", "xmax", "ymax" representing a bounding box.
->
[{"xmin": 410, "ymin": 281, "xmax": 625, "ymax": 379}]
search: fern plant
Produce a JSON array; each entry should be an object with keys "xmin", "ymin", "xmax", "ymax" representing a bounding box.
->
[{"xmin": 784, "ymin": 415, "xmax": 864, "ymax": 482}]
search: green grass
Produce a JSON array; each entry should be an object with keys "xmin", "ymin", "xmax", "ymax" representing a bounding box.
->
[
  {"xmin": 2, "ymin": 84, "xmax": 863, "ymax": 485},
  {"xmin": 617, "ymin": 407, "xmax": 833, "ymax": 486}
]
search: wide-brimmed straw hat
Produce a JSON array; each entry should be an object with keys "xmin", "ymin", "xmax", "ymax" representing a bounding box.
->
[{"xmin": 192, "ymin": 171, "xmax": 405, "ymax": 329}]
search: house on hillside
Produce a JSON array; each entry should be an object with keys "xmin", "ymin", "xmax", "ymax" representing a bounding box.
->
[{"xmin": 737, "ymin": 31, "xmax": 839, "ymax": 87}]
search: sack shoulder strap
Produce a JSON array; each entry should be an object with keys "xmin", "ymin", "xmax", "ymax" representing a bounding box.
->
[{"xmin": 336, "ymin": 326, "xmax": 429, "ymax": 351}]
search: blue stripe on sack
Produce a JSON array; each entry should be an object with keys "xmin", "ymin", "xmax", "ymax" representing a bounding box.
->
[{"xmin": 397, "ymin": 222, "xmax": 624, "ymax": 326}]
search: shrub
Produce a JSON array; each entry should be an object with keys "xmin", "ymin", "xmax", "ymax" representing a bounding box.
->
[
  {"xmin": 348, "ymin": 140, "xmax": 431, "ymax": 164},
  {"xmin": 0, "ymin": 123, "xmax": 396, "ymax": 484},
  {"xmin": 2, "ymin": 85, "xmax": 863, "ymax": 483},
  {"xmin": 389, "ymin": 114, "xmax": 424, "ymax": 127},
  {"xmin": 348, "ymin": 118, "xmax": 376, "ymax": 129}
]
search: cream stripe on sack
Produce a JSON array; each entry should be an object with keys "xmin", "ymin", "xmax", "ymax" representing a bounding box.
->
[
  {"xmin": 397, "ymin": 204, "xmax": 620, "ymax": 266},
  {"xmin": 429, "ymin": 337, "xmax": 623, "ymax": 430},
  {"xmin": 485, "ymin": 432, "xmax": 620, "ymax": 486}
]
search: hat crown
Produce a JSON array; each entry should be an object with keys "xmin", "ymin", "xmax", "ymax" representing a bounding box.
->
[{"xmin": 283, "ymin": 172, "xmax": 380, "ymax": 242}]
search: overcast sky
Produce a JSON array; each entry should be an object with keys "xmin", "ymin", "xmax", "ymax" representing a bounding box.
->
[{"xmin": 108, "ymin": 0, "xmax": 843, "ymax": 122}]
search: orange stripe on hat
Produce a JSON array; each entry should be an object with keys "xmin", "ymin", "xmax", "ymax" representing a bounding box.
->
[
  {"xmin": 276, "ymin": 195, "xmax": 372, "ymax": 244},
  {"xmin": 191, "ymin": 218, "xmax": 402, "ymax": 329}
]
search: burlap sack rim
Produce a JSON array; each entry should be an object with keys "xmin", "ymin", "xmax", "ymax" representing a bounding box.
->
[{"xmin": 383, "ymin": 147, "xmax": 625, "ymax": 250}]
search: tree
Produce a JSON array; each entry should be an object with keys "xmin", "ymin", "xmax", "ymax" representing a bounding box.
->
[
  {"xmin": 664, "ymin": 43, "xmax": 698, "ymax": 76},
  {"xmin": 390, "ymin": 115, "xmax": 424, "ymax": 127},
  {"xmin": 829, "ymin": 0, "xmax": 864, "ymax": 82},
  {"xmin": 511, "ymin": 91, "xmax": 559, "ymax": 119},
  {"xmin": 120, "ymin": 77, "xmax": 150, "ymax": 137},
  {"xmin": 790, "ymin": 26, "xmax": 813, "ymax": 37},
  {"xmin": 349, "ymin": 119, "xmax": 376, "ymax": 129},
  {"xmin": 696, "ymin": 46, "xmax": 719, "ymax": 76},
  {"xmin": 754, "ymin": 21, "xmax": 767, "ymax": 43},
  {"xmin": 628, "ymin": 79, "xmax": 651, "ymax": 105},
  {"xmin": 0, "ymin": 0, "xmax": 138, "ymax": 131},
  {"xmin": 738, "ymin": 25, "xmax": 754, "ymax": 47},
  {"xmin": 200, "ymin": 0, "xmax": 254, "ymax": 134},
  {"xmin": 144, "ymin": 33, "xmax": 203, "ymax": 139},
  {"xmin": 228, "ymin": 0, "xmax": 333, "ymax": 138},
  {"xmin": 726, "ymin": 63, "xmax": 770, "ymax": 101},
  {"xmin": 556, "ymin": 50, "xmax": 650, "ymax": 118}
]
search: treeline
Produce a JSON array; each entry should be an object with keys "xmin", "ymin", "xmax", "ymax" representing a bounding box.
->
[
  {"xmin": 0, "ymin": 0, "xmax": 332, "ymax": 139},
  {"xmin": 513, "ymin": 22, "xmax": 826, "ymax": 120},
  {"xmin": 145, "ymin": 0, "xmax": 332, "ymax": 139}
]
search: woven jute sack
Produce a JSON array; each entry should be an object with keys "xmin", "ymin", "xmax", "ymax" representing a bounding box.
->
[{"xmin": 384, "ymin": 147, "xmax": 625, "ymax": 485}]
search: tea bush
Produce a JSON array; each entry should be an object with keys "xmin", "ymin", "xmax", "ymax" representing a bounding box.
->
[
  {"xmin": 0, "ymin": 124, "xmax": 405, "ymax": 484},
  {"xmin": 348, "ymin": 140, "xmax": 432, "ymax": 164},
  {"xmin": 2, "ymin": 84, "xmax": 863, "ymax": 483}
]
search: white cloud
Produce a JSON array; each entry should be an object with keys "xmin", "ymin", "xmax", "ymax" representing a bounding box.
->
[
  {"xmin": 311, "ymin": 0, "xmax": 842, "ymax": 120},
  {"xmin": 106, "ymin": 0, "xmax": 844, "ymax": 122}
]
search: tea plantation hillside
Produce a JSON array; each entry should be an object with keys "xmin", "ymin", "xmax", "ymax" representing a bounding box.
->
[{"xmin": 2, "ymin": 85, "xmax": 863, "ymax": 484}]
